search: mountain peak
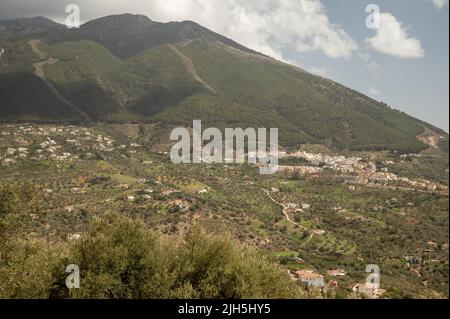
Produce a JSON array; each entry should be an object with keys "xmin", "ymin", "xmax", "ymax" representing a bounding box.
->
[
  {"xmin": 0, "ymin": 16, "xmax": 63, "ymax": 38},
  {"xmin": 84, "ymin": 13, "xmax": 155, "ymax": 25}
]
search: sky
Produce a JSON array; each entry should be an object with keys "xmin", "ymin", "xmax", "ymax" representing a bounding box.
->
[{"xmin": 0, "ymin": 0, "xmax": 449, "ymax": 131}]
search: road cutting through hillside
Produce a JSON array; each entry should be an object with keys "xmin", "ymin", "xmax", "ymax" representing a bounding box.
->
[
  {"xmin": 28, "ymin": 40, "xmax": 93, "ymax": 123},
  {"xmin": 166, "ymin": 44, "xmax": 218, "ymax": 95},
  {"xmin": 262, "ymin": 189, "xmax": 307, "ymax": 230},
  {"xmin": 261, "ymin": 188, "xmax": 328, "ymax": 247}
]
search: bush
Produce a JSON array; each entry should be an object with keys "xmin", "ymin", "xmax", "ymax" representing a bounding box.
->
[
  {"xmin": 66, "ymin": 213, "xmax": 307, "ymax": 299},
  {"xmin": 0, "ymin": 183, "xmax": 308, "ymax": 299}
]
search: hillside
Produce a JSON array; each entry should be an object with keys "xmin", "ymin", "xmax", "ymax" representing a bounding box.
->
[{"xmin": 0, "ymin": 14, "xmax": 446, "ymax": 153}]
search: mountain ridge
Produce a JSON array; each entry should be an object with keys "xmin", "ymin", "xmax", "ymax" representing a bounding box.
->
[{"xmin": 0, "ymin": 14, "xmax": 447, "ymax": 153}]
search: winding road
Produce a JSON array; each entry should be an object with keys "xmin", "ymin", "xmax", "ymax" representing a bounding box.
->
[{"xmin": 28, "ymin": 40, "xmax": 93, "ymax": 124}]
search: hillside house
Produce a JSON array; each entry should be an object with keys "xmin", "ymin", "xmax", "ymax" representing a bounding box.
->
[
  {"xmin": 172, "ymin": 199, "xmax": 190, "ymax": 212},
  {"xmin": 352, "ymin": 283, "xmax": 386, "ymax": 299},
  {"xmin": 6, "ymin": 148, "xmax": 16, "ymax": 155},
  {"xmin": 294, "ymin": 270, "xmax": 325, "ymax": 288},
  {"xmin": 327, "ymin": 280, "xmax": 339, "ymax": 289},
  {"xmin": 3, "ymin": 158, "xmax": 17, "ymax": 165},
  {"xmin": 71, "ymin": 187, "xmax": 86, "ymax": 194},
  {"xmin": 327, "ymin": 269, "xmax": 347, "ymax": 277},
  {"xmin": 404, "ymin": 256, "xmax": 422, "ymax": 266}
]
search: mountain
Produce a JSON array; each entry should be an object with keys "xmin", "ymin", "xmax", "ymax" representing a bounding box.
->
[{"xmin": 0, "ymin": 14, "xmax": 446, "ymax": 152}]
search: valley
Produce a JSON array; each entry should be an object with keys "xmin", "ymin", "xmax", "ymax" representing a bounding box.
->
[{"xmin": 0, "ymin": 122, "xmax": 448, "ymax": 299}]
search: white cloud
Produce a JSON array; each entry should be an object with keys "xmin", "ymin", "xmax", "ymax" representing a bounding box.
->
[
  {"xmin": 357, "ymin": 51, "xmax": 371, "ymax": 62},
  {"xmin": 366, "ymin": 13, "xmax": 424, "ymax": 58},
  {"xmin": 365, "ymin": 62, "xmax": 380, "ymax": 72},
  {"xmin": 431, "ymin": 0, "xmax": 449, "ymax": 10},
  {"xmin": 368, "ymin": 86, "xmax": 382, "ymax": 97},
  {"xmin": 70, "ymin": 0, "xmax": 357, "ymax": 61}
]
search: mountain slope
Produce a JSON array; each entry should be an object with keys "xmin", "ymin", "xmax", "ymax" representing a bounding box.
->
[{"xmin": 0, "ymin": 14, "xmax": 445, "ymax": 153}]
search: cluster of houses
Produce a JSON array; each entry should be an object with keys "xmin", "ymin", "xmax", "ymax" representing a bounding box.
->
[
  {"xmin": 277, "ymin": 150, "xmax": 447, "ymax": 193},
  {"xmin": 0, "ymin": 124, "xmax": 146, "ymax": 166},
  {"xmin": 291, "ymin": 269, "xmax": 346, "ymax": 289},
  {"xmin": 290, "ymin": 268, "xmax": 386, "ymax": 298}
]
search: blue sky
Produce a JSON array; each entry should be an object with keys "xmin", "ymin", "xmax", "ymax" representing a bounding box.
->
[
  {"xmin": 302, "ymin": 0, "xmax": 449, "ymax": 132},
  {"xmin": 0, "ymin": 0, "xmax": 448, "ymax": 131}
]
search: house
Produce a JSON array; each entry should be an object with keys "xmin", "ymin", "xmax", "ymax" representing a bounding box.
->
[
  {"xmin": 352, "ymin": 283, "xmax": 386, "ymax": 299},
  {"xmin": 127, "ymin": 196, "xmax": 136, "ymax": 202},
  {"xmin": 71, "ymin": 187, "xmax": 86, "ymax": 194},
  {"xmin": 3, "ymin": 158, "xmax": 17, "ymax": 165},
  {"xmin": 198, "ymin": 188, "xmax": 209, "ymax": 194},
  {"xmin": 404, "ymin": 256, "xmax": 422, "ymax": 266},
  {"xmin": 6, "ymin": 148, "xmax": 16, "ymax": 155},
  {"xmin": 294, "ymin": 270, "xmax": 325, "ymax": 288},
  {"xmin": 327, "ymin": 269, "xmax": 347, "ymax": 277},
  {"xmin": 68, "ymin": 234, "xmax": 82, "ymax": 241},
  {"xmin": 172, "ymin": 199, "xmax": 190, "ymax": 212}
]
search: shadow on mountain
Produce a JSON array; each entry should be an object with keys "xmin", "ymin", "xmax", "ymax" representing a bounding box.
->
[
  {"xmin": 0, "ymin": 72, "xmax": 84, "ymax": 122},
  {"xmin": 129, "ymin": 82, "xmax": 202, "ymax": 117}
]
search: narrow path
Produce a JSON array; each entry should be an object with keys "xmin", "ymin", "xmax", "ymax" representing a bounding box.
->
[
  {"xmin": 262, "ymin": 188, "xmax": 326, "ymax": 248},
  {"xmin": 166, "ymin": 44, "xmax": 218, "ymax": 95},
  {"xmin": 302, "ymin": 233, "xmax": 315, "ymax": 246},
  {"xmin": 411, "ymin": 269, "xmax": 421, "ymax": 278},
  {"xmin": 262, "ymin": 188, "xmax": 307, "ymax": 230},
  {"xmin": 28, "ymin": 40, "xmax": 93, "ymax": 124}
]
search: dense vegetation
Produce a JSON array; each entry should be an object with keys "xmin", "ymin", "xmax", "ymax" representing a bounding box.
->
[{"xmin": 0, "ymin": 183, "xmax": 307, "ymax": 299}]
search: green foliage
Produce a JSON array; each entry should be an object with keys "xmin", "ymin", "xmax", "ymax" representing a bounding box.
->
[
  {"xmin": 0, "ymin": 183, "xmax": 39, "ymax": 242},
  {"xmin": 0, "ymin": 185, "xmax": 306, "ymax": 299},
  {"xmin": 67, "ymin": 214, "xmax": 306, "ymax": 299},
  {"xmin": 0, "ymin": 183, "xmax": 64, "ymax": 299}
]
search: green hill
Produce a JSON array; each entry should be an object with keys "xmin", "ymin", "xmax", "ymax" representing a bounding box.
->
[{"xmin": 0, "ymin": 14, "xmax": 444, "ymax": 153}]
